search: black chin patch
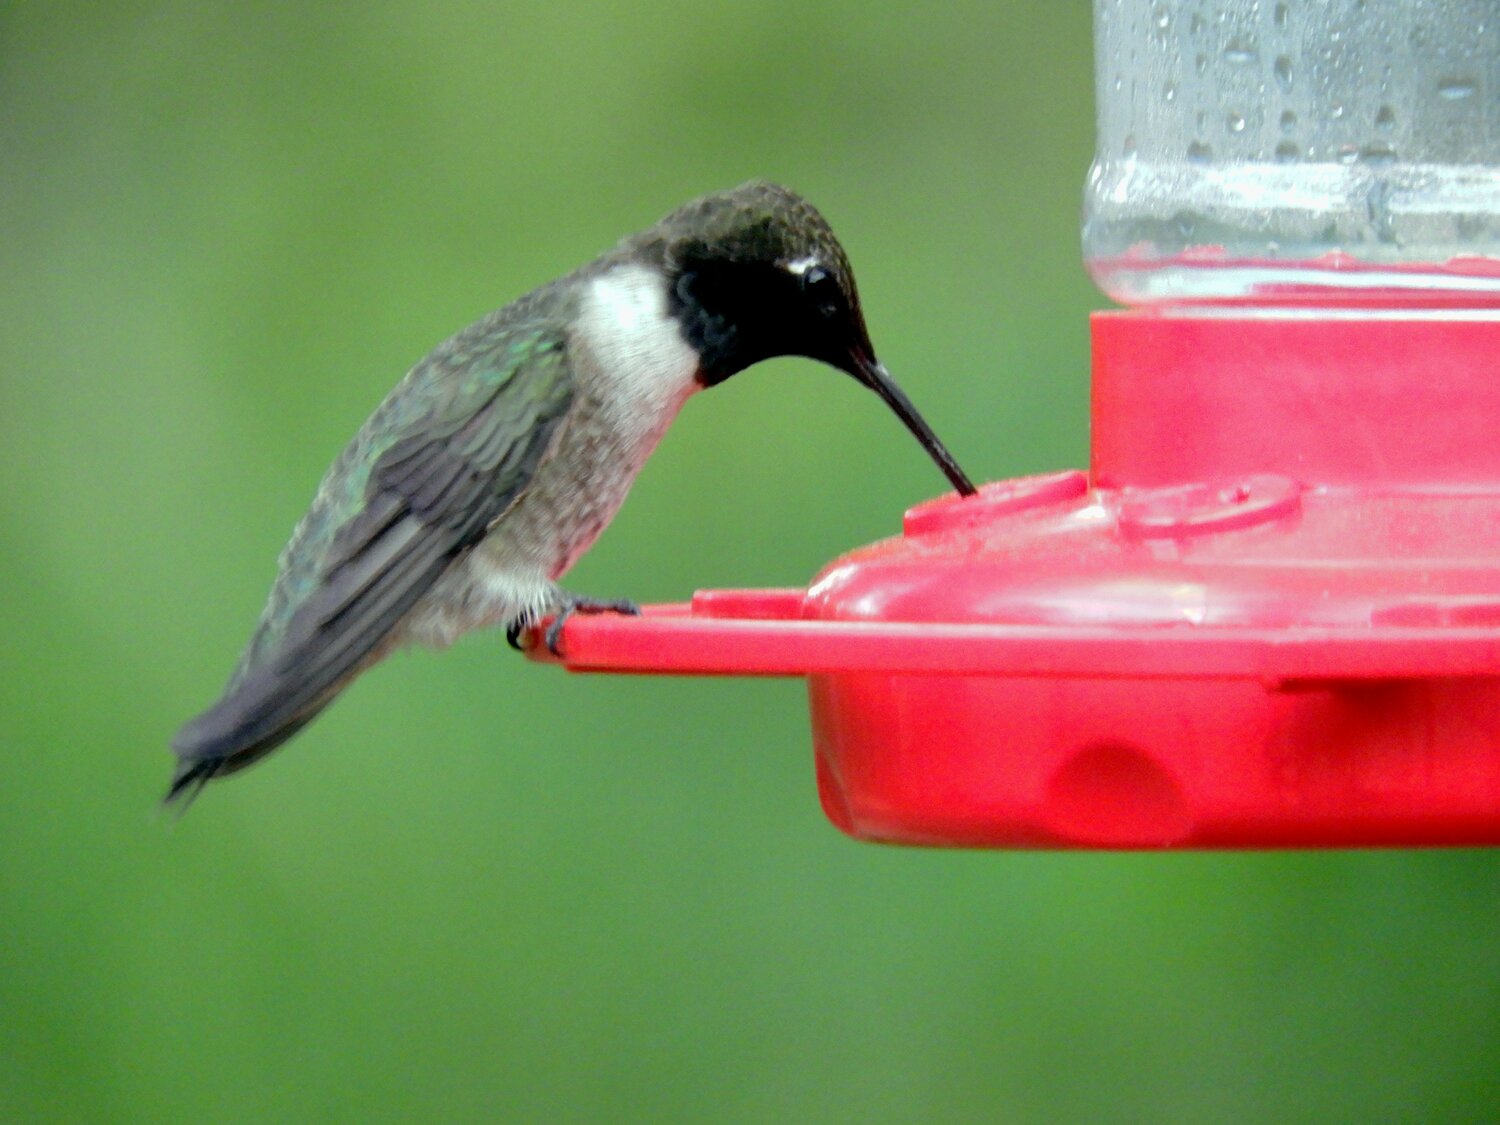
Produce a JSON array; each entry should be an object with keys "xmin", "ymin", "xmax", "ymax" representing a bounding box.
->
[
  {"xmin": 669, "ymin": 258, "xmax": 807, "ymax": 387},
  {"xmin": 673, "ymin": 270, "xmax": 739, "ymax": 385}
]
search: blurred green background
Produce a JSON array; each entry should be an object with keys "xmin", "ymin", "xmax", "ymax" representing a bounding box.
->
[{"xmin": 3, "ymin": 2, "xmax": 1498, "ymax": 1122}]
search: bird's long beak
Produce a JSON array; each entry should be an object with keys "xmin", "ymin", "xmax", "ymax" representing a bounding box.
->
[{"xmin": 849, "ymin": 350, "xmax": 977, "ymax": 497}]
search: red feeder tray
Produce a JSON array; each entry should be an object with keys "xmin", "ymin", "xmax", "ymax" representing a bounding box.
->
[{"xmin": 531, "ymin": 310, "xmax": 1500, "ymax": 848}]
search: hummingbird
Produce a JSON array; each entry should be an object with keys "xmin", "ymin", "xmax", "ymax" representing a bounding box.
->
[{"xmin": 169, "ymin": 180, "xmax": 977, "ymax": 805}]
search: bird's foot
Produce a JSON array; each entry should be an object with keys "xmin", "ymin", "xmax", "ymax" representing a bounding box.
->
[
  {"xmin": 505, "ymin": 616, "xmax": 532, "ymax": 652},
  {"xmin": 505, "ymin": 596, "xmax": 641, "ymax": 655},
  {"xmin": 543, "ymin": 595, "xmax": 641, "ymax": 657}
]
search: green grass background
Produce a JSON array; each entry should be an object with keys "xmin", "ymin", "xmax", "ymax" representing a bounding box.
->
[{"xmin": 2, "ymin": 2, "xmax": 1498, "ymax": 1121}]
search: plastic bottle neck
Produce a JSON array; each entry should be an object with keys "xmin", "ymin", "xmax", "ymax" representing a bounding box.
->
[{"xmin": 1091, "ymin": 308, "xmax": 1500, "ymax": 492}]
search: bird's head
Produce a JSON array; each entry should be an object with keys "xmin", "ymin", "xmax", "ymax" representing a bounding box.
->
[{"xmin": 633, "ymin": 181, "xmax": 976, "ymax": 496}]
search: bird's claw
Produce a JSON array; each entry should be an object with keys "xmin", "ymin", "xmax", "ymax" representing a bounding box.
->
[
  {"xmin": 505, "ymin": 619, "xmax": 528, "ymax": 651},
  {"xmin": 543, "ymin": 597, "xmax": 641, "ymax": 657}
]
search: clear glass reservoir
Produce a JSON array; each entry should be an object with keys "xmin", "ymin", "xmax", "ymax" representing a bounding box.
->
[{"xmin": 1084, "ymin": 0, "xmax": 1500, "ymax": 305}]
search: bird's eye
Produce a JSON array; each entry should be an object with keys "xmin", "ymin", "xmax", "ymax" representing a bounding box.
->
[{"xmin": 801, "ymin": 265, "xmax": 842, "ymax": 319}]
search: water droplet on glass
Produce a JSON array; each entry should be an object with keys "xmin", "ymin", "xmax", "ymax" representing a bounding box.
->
[
  {"xmin": 1375, "ymin": 105, "xmax": 1396, "ymax": 131},
  {"xmin": 1163, "ymin": 81, "xmax": 1178, "ymax": 102},
  {"xmin": 1114, "ymin": 74, "xmax": 1124, "ymax": 92},
  {"xmin": 1172, "ymin": 212, "xmax": 1196, "ymax": 237},
  {"xmin": 1122, "ymin": 133, "xmax": 1137, "ymax": 157},
  {"xmin": 1275, "ymin": 140, "xmax": 1300, "ymax": 162},
  {"xmin": 1456, "ymin": 214, "xmax": 1487, "ymax": 241},
  {"xmin": 1330, "ymin": 102, "xmax": 1346, "ymax": 120},
  {"xmin": 1189, "ymin": 13, "xmax": 1205, "ymax": 33},
  {"xmin": 1227, "ymin": 112, "xmax": 1246, "ymax": 133},
  {"xmin": 1279, "ymin": 109, "xmax": 1298, "ymax": 133},
  {"xmin": 1186, "ymin": 141, "xmax": 1213, "ymax": 162},
  {"xmin": 1273, "ymin": 55, "xmax": 1293, "ymax": 92},
  {"xmin": 1359, "ymin": 142, "xmax": 1397, "ymax": 165},
  {"xmin": 1223, "ymin": 37, "xmax": 1259, "ymax": 64},
  {"xmin": 1336, "ymin": 143, "xmax": 1359, "ymax": 164},
  {"xmin": 1273, "ymin": 2, "xmax": 1289, "ymax": 29},
  {"xmin": 1195, "ymin": 51, "xmax": 1208, "ymax": 74},
  {"xmin": 1437, "ymin": 77, "xmax": 1477, "ymax": 100},
  {"xmin": 1152, "ymin": 4, "xmax": 1171, "ymax": 31}
]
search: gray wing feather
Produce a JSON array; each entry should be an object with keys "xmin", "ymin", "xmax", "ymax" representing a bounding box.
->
[{"xmin": 169, "ymin": 327, "xmax": 575, "ymax": 800}]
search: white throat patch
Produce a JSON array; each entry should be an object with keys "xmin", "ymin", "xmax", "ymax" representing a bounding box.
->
[{"xmin": 577, "ymin": 263, "xmax": 701, "ymax": 430}]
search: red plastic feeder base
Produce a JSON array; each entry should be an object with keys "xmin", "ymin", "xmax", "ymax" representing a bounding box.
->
[{"xmin": 533, "ymin": 310, "xmax": 1500, "ymax": 848}]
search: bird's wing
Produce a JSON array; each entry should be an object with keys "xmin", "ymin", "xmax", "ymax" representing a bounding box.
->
[{"xmin": 170, "ymin": 323, "xmax": 575, "ymax": 797}]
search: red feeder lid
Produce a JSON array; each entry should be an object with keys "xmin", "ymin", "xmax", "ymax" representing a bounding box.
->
[{"xmin": 530, "ymin": 310, "xmax": 1500, "ymax": 849}]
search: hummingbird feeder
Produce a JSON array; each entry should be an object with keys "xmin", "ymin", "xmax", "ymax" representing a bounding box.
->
[{"xmin": 534, "ymin": 0, "xmax": 1500, "ymax": 848}]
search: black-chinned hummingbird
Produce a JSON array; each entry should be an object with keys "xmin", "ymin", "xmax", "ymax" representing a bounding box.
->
[{"xmin": 170, "ymin": 181, "xmax": 976, "ymax": 805}]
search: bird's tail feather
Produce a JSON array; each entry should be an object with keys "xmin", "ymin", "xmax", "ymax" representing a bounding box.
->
[{"xmin": 165, "ymin": 690, "xmax": 329, "ymax": 811}]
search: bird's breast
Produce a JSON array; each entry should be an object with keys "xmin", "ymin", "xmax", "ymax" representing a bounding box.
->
[{"xmin": 482, "ymin": 263, "xmax": 702, "ymax": 579}]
